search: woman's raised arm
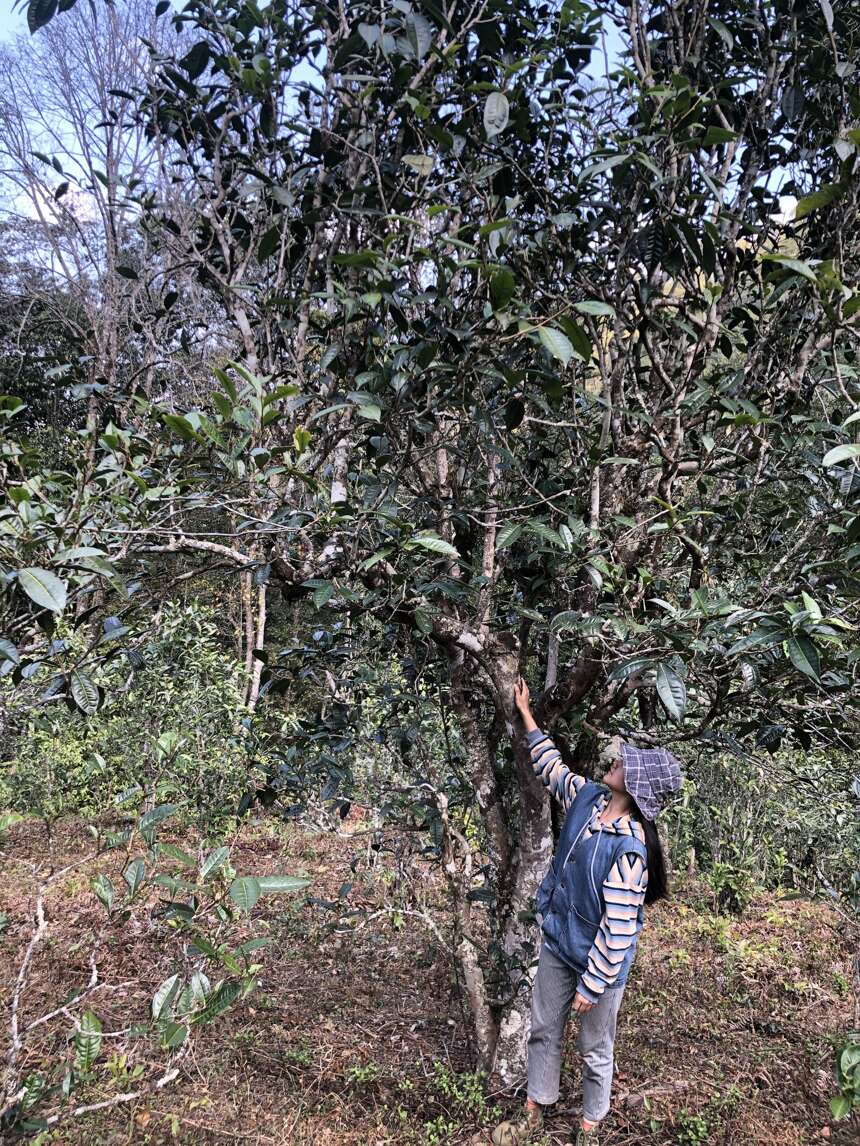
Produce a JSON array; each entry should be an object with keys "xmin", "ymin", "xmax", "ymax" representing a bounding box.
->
[{"xmin": 513, "ymin": 678, "xmax": 590, "ymax": 812}]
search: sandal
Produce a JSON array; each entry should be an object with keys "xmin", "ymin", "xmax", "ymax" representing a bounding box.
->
[{"xmin": 490, "ymin": 1105, "xmax": 544, "ymax": 1145}]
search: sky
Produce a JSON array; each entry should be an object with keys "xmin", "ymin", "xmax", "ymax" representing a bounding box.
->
[{"xmin": 0, "ymin": 5, "xmax": 26, "ymax": 41}]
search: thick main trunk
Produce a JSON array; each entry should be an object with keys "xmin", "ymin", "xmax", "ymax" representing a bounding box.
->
[
  {"xmin": 445, "ymin": 643, "xmax": 554, "ymax": 1087},
  {"xmin": 490, "ymin": 736, "xmax": 553, "ymax": 1086}
]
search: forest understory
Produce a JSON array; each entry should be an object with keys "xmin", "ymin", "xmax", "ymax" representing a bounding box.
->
[{"xmin": 1, "ymin": 814, "xmax": 857, "ymax": 1146}]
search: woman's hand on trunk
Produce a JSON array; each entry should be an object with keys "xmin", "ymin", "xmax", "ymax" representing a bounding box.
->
[{"xmin": 513, "ymin": 676, "xmax": 530, "ymax": 714}]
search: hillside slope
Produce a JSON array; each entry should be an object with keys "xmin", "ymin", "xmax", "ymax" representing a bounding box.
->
[{"xmin": 1, "ymin": 816, "xmax": 857, "ymax": 1144}]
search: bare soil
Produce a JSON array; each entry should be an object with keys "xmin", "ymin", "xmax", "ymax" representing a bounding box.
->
[{"xmin": 1, "ymin": 814, "xmax": 857, "ymax": 1145}]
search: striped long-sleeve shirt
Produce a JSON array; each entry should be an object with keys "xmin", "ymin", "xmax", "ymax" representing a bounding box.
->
[{"xmin": 526, "ymin": 728, "xmax": 648, "ymax": 1003}]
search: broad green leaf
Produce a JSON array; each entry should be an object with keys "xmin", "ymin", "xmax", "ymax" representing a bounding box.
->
[
  {"xmin": 258, "ymin": 225, "xmax": 280, "ymax": 262},
  {"xmin": 800, "ymin": 592, "xmax": 822, "ymax": 622},
  {"xmin": 823, "ymin": 443, "xmax": 860, "ymax": 466},
  {"xmin": 573, "ymin": 300, "xmax": 615, "ymax": 317},
  {"xmin": 200, "ymin": 847, "xmax": 229, "ymax": 879},
  {"xmin": 74, "ymin": 1011, "xmax": 102, "ymax": 1073},
  {"xmin": 91, "ymin": 874, "xmax": 115, "ymax": 911},
  {"xmin": 495, "ymin": 522, "xmax": 523, "ymax": 548},
  {"xmin": 257, "ymin": 875, "xmax": 311, "ymax": 894},
  {"xmin": 794, "ymin": 183, "xmax": 842, "ymax": 220},
  {"xmin": 707, "ymin": 16, "xmax": 734, "ymax": 48},
  {"xmin": 528, "ymin": 521, "xmax": 567, "ymax": 549},
  {"xmin": 579, "ymin": 153, "xmax": 628, "ymax": 182},
  {"xmin": 229, "ymin": 876, "xmax": 261, "ymax": 912},
  {"xmin": 70, "ymin": 671, "xmax": 99, "ymax": 716},
  {"xmin": 656, "ymin": 663, "xmax": 687, "ymax": 723},
  {"xmin": 702, "ymin": 126, "xmax": 738, "ymax": 146},
  {"xmin": 123, "ymin": 858, "xmax": 145, "ymax": 896},
  {"xmin": 159, "ymin": 1021, "xmax": 188, "ymax": 1050},
  {"xmin": 192, "ymin": 979, "xmax": 243, "ymax": 1024},
  {"xmin": 405, "ymin": 533, "xmax": 460, "ymax": 559},
  {"xmin": 538, "ymin": 326, "xmax": 574, "ymax": 366},
  {"xmin": 158, "ymin": 842, "xmax": 196, "ymax": 867},
  {"xmin": 490, "ymin": 267, "xmax": 515, "ymax": 310},
  {"xmin": 829, "ymin": 1094, "xmax": 851, "ymax": 1120},
  {"xmin": 152, "ymin": 973, "xmax": 183, "ymax": 1021},
  {"xmin": 28, "ymin": 0, "xmax": 60, "ymax": 35},
  {"xmin": 557, "ymin": 316, "xmax": 592, "ymax": 361},
  {"xmin": 484, "ymin": 91, "xmax": 509, "ymax": 139},
  {"xmin": 785, "ymin": 635, "xmax": 820, "ymax": 680},
  {"xmin": 189, "ymin": 970, "xmax": 210, "ymax": 1005},
  {"xmin": 550, "ymin": 611, "xmax": 582, "ymax": 635},
  {"xmin": 405, "ymin": 12, "xmax": 432, "ymax": 61},
  {"xmin": 17, "ymin": 567, "xmax": 68, "ymax": 612},
  {"xmin": 139, "ymin": 804, "xmax": 179, "ymax": 832},
  {"xmin": 761, "ymin": 254, "xmax": 817, "ymax": 282},
  {"xmin": 0, "ymin": 639, "xmax": 19, "ymax": 665}
]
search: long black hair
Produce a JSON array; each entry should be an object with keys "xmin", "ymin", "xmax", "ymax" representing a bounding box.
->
[{"xmin": 628, "ymin": 798, "xmax": 668, "ymax": 905}]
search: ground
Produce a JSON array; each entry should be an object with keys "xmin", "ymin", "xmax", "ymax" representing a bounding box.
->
[{"xmin": 0, "ymin": 813, "xmax": 857, "ymax": 1145}]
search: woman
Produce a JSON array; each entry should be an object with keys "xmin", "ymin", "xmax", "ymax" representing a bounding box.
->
[{"xmin": 491, "ymin": 678, "xmax": 683, "ymax": 1146}]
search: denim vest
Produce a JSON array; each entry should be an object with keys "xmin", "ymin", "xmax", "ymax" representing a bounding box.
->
[{"xmin": 536, "ymin": 781, "xmax": 648, "ymax": 986}]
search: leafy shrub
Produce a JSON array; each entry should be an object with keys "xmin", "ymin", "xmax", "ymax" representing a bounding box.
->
[
  {"xmin": 3, "ymin": 601, "xmax": 251, "ymax": 833},
  {"xmin": 831, "ymin": 1030, "xmax": 860, "ymax": 1120}
]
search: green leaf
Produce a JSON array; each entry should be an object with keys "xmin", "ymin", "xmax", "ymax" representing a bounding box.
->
[
  {"xmin": 73, "ymin": 1011, "xmax": 102, "ymax": 1073},
  {"xmin": 483, "ymin": 91, "xmax": 510, "ymax": 139},
  {"xmin": 91, "ymin": 874, "xmax": 115, "ymax": 911},
  {"xmin": 192, "ymin": 980, "xmax": 242, "ymax": 1025},
  {"xmin": 550, "ymin": 611, "xmax": 582, "ymax": 635},
  {"xmin": 17, "ymin": 567, "xmax": 68, "ymax": 612},
  {"xmin": 707, "ymin": 16, "xmax": 734, "ymax": 49},
  {"xmin": 229, "ymin": 876, "xmax": 261, "ymax": 912},
  {"xmin": 573, "ymin": 300, "xmax": 615, "ymax": 317},
  {"xmin": 701, "ymin": 126, "xmax": 738, "ymax": 146},
  {"xmin": 201, "ymin": 847, "xmax": 229, "ymax": 880},
  {"xmin": 159, "ymin": 1021, "xmax": 188, "ymax": 1050},
  {"xmin": 312, "ymin": 582, "xmax": 335, "ymax": 608},
  {"xmin": 123, "ymin": 858, "xmax": 145, "ymax": 896},
  {"xmin": 139, "ymin": 804, "xmax": 179, "ymax": 832},
  {"xmin": 794, "ymin": 183, "xmax": 842, "ymax": 220},
  {"xmin": 158, "ymin": 842, "xmax": 196, "ymax": 867},
  {"xmin": 258, "ymin": 225, "xmax": 280, "ymax": 262},
  {"xmin": 162, "ymin": 413, "xmax": 202, "ymax": 441},
  {"xmin": 405, "ymin": 533, "xmax": 460, "ymax": 560},
  {"xmin": 152, "ymin": 973, "xmax": 183, "ymax": 1021},
  {"xmin": 656, "ymin": 663, "xmax": 687, "ymax": 723},
  {"xmin": 538, "ymin": 326, "xmax": 574, "ymax": 366},
  {"xmin": 405, "ymin": 12, "xmax": 432, "ymax": 62},
  {"xmin": 557, "ymin": 316, "xmax": 592, "ymax": 361},
  {"xmin": 180, "ymin": 41, "xmax": 210, "ymax": 80},
  {"xmin": 785, "ymin": 635, "xmax": 820, "ymax": 680},
  {"xmin": 823, "ymin": 443, "xmax": 860, "ymax": 466},
  {"xmin": 28, "ymin": 0, "xmax": 60, "ymax": 34},
  {"xmin": 257, "ymin": 875, "xmax": 311, "ymax": 894},
  {"xmin": 761, "ymin": 254, "xmax": 817, "ymax": 282},
  {"xmin": 490, "ymin": 267, "xmax": 515, "ymax": 310},
  {"xmin": 0, "ymin": 639, "xmax": 20, "ymax": 665},
  {"xmin": 70, "ymin": 671, "xmax": 99, "ymax": 716},
  {"xmin": 829, "ymin": 1094, "xmax": 851, "ymax": 1120},
  {"xmin": 579, "ymin": 153, "xmax": 628, "ymax": 182},
  {"xmin": 800, "ymin": 592, "xmax": 822, "ymax": 623},
  {"xmin": 496, "ymin": 522, "xmax": 523, "ymax": 549}
]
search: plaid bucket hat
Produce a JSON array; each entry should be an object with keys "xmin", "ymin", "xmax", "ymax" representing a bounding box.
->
[{"xmin": 620, "ymin": 742, "xmax": 683, "ymax": 821}]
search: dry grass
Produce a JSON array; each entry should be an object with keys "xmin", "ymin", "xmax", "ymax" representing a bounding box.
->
[{"xmin": 0, "ymin": 814, "xmax": 857, "ymax": 1145}]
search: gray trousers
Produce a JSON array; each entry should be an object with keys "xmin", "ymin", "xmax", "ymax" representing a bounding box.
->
[{"xmin": 526, "ymin": 941, "xmax": 625, "ymax": 1122}]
